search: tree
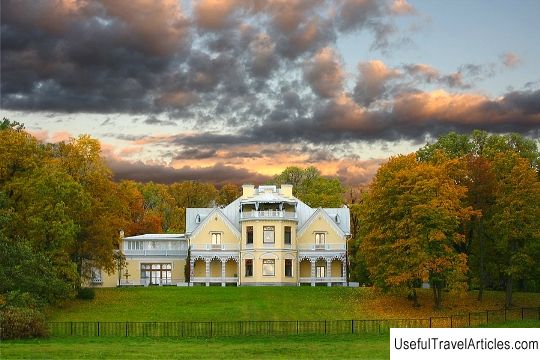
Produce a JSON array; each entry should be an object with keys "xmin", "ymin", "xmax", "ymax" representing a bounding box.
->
[
  {"xmin": 216, "ymin": 183, "xmax": 241, "ymax": 206},
  {"xmin": 488, "ymin": 152, "xmax": 540, "ymax": 308},
  {"xmin": 272, "ymin": 166, "xmax": 345, "ymax": 207},
  {"xmin": 54, "ymin": 135, "xmax": 124, "ymax": 282},
  {"xmin": 416, "ymin": 130, "xmax": 540, "ymax": 300},
  {"xmin": 168, "ymin": 181, "xmax": 217, "ymax": 208},
  {"xmin": 361, "ymin": 155, "xmax": 474, "ymax": 308}
]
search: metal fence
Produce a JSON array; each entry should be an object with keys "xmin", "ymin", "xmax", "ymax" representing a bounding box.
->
[{"xmin": 48, "ymin": 306, "xmax": 539, "ymax": 338}]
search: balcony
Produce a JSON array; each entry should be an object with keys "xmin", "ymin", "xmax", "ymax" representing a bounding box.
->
[
  {"xmin": 240, "ymin": 210, "xmax": 297, "ymax": 221},
  {"xmin": 191, "ymin": 276, "xmax": 238, "ymax": 284},
  {"xmin": 297, "ymin": 243, "xmax": 346, "ymax": 251},
  {"xmin": 191, "ymin": 244, "xmax": 240, "ymax": 251},
  {"xmin": 299, "ymin": 276, "xmax": 346, "ymax": 283},
  {"xmin": 123, "ymin": 249, "xmax": 187, "ymax": 257}
]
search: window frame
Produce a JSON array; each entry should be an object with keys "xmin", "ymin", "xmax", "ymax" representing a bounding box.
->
[
  {"xmin": 263, "ymin": 226, "xmax": 275, "ymax": 244},
  {"xmin": 284, "ymin": 259, "xmax": 293, "ymax": 277},
  {"xmin": 262, "ymin": 259, "xmax": 275, "ymax": 276},
  {"xmin": 211, "ymin": 232, "xmax": 222, "ymax": 245},
  {"xmin": 316, "ymin": 265, "xmax": 326, "ymax": 278},
  {"xmin": 315, "ymin": 232, "xmax": 326, "ymax": 245},
  {"xmin": 246, "ymin": 226, "xmax": 253, "ymax": 244},
  {"xmin": 284, "ymin": 226, "xmax": 292, "ymax": 245},
  {"xmin": 245, "ymin": 259, "xmax": 253, "ymax": 277}
]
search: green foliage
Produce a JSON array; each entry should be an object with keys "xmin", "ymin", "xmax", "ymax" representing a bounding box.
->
[
  {"xmin": 360, "ymin": 155, "xmax": 474, "ymax": 308},
  {"xmin": 76, "ymin": 288, "xmax": 96, "ymax": 300},
  {"xmin": 0, "ymin": 306, "xmax": 48, "ymax": 340},
  {"xmin": 216, "ymin": 183, "xmax": 241, "ymax": 206},
  {"xmin": 272, "ymin": 166, "xmax": 345, "ymax": 207}
]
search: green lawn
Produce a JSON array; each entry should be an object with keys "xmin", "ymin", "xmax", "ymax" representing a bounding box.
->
[
  {"xmin": 0, "ymin": 334, "xmax": 388, "ymax": 359},
  {"xmin": 2, "ymin": 321, "xmax": 539, "ymax": 360},
  {"xmin": 46, "ymin": 287, "xmax": 540, "ymax": 322}
]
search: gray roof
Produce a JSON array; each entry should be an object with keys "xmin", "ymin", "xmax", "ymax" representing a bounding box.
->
[{"xmin": 186, "ymin": 192, "xmax": 350, "ymax": 236}]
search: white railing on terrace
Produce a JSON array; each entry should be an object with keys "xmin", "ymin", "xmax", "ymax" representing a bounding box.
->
[
  {"xmin": 240, "ymin": 210, "xmax": 297, "ymax": 220},
  {"xmin": 191, "ymin": 244, "xmax": 240, "ymax": 251},
  {"xmin": 299, "ymin": 277, "xmax": 346, "ymax": 283},
  {"xmin": 191, "ymin": 277, "xmax": 238, "ymax": 283},
  {"xmin": 123, "ymin": 249, "xmax": 187, "ymax": 256},
  {"xmin": 119, "ymin": 278, "xmax": 185, "ymax": 286},
  {"xmin": 297, "ymin": 243, "xmax": 346, "ymax": 251}
]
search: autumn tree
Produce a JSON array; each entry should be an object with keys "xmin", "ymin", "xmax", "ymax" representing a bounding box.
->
[
  {"xmin": 216, "ymin": 183, "xmax": 241, "ymax": 206},
  {"xmin": 360, "ymin": 155, "xmax": 474, "ymax": 308},
  {"xmin": 488, "ymin": 152, "xmax": 540, "ymax": 308},
  {"xmin": 53, "ymin": 135, "xmax": 124, "ymax": 281},
  {"xmin": 417, "ymin": 130, "xmax": 540, "ymax": 300},
  {"xmin": 168, "ymin": 181, "xmax": 217, "ymax": 208}
]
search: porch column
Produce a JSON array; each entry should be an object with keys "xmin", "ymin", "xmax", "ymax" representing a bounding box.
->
[
  {"xmin": 221, "ymin": 259, "xmax": 226, "ymax": 287},
  {"xmin": 342, "ymin": 259, "xmax": 347, "ymax": 285},
  {"xmin": 326, "ymin": 258, "xmax": 332, "ymax": 287},
  {"xmin": 205, "ymin": 259, "xmax": 210, "ymax": 286},
  {"xmin": 189, "ymin": 259, "xmax": 194, "ymax": 285},
  {"xmin": 310, "ymin": 258, "xmax": 316, "ymax": 287}
]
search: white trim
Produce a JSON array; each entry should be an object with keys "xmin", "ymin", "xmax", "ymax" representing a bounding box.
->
[
  {"xmin": 190, "ymin": 208, "xmax": 241, "ymax": 239},
  {"xmin": 297, "ymin": 208, "xmax": 345, "ymax": 238},
  {"xmin": 258, "ymin": 252, "xmax": 279, "ymax": 260}
]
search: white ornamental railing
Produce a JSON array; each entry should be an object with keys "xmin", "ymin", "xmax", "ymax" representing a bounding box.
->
[
  {"xmin": 299, "ymin": 277, "xmax": 346, "ymax": 283},
  {"xmin": 190, "ymin": 244, "xmax": 240, "ymax": 251},
  {"xmin": 240, "ymin": 210, "xmax": 297, "ymax": 220},
  {"xmin": 297, "ymin": 243, "xmax": 346, "ymax": 251},
  {"xmin": 123, "ymin": 249, "xmax": 187, "ymax": 256},
  {"xmin": 191, "ymin": 277, "xmax": 238, "ymax": 283}
]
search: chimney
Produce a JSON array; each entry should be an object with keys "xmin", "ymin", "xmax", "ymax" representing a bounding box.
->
[
  {"xmin": 281, "ymin": 184, "xmax": 293, "ymax": 197},
  {"xmin": 242, "ymin": 184, "xmax": 255, "ymax": 198}
]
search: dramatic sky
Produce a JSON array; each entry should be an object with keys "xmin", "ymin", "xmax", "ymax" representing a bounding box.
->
[{"xmin": 2, "ymin": 0, "xmax": 539, "ymax": 185}]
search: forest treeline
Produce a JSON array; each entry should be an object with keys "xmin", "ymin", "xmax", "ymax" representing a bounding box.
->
[{"xmin": 1, "ymin": 118, "xmax": 539, "ymax": 338}]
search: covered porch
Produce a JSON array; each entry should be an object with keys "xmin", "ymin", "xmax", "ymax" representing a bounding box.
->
[
  {"xmin": 298, "ymin": 255, "xmax": 346, "ymax": 286},
  {"xmin": 190, "ymin": 255, "xmax": 239, "ymax": 286}
]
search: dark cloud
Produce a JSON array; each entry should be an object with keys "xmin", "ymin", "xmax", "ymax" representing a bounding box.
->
[{"xmin": 107, "ymin": 157, "xmax": 269, "ymax": 186}]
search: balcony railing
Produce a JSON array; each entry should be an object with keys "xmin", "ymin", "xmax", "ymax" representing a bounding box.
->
[
  {"xmin": 298, "ymin": 243, "xmax": 346, "ymax": 251},
  {"xmin": 299, "ymin": 276, "xmax": 346, "ymax": 283},
  {"xmin": 191, "ymin": 277, "xmax": 238, "ymax": 283},
  {"xmin": 191, "ymin": 244, "xmax": 240, "ymax": 251},
  {"xmin": 240, "ymin": 210, "xmax": 297, "ymax": 220},
  {"xmin": 123, "ymin": 249, "xmax": 187, "ymax": 256}
]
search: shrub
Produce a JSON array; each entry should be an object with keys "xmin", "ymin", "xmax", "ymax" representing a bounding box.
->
[
  {"xmin": 77, "ymin": 287, "xmax": 95, "ymax": 300},
  {"xmin": 0, "ymin": 306, "xmax": 48, "ymax": 339}
]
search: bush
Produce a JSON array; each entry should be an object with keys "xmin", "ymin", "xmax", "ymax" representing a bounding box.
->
[
  {"xmin": 77, "ymin": 287, "xmax": 95, "ymax": 300},
  {"xmin": 0, "ymin": 306, "xmax": 49, "ymax": 339}
]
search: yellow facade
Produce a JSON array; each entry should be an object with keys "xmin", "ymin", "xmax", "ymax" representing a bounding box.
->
[{"xmin": 187, "ymin": 184, "xmax": 350, "ymax": 286}]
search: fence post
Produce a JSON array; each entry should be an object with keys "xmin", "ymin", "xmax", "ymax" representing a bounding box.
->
[
  {"xmin": 125, "ymin": 322, "xmax": 128, "ymax": 337},
  {"xmin": 70, "ymin": 322, "xmax": 73, "ymax": 336},
  {"xmin": 521, "ymin": 308, "xmax": 524, "ymax": 320},
  {"xmin": 504, "ymin": 308, "xmax": 507, "ymax": 322},
  {"xmin": 486, "ymin": 310, "xmax": 489, "ymax": 324},
  {"xmin": 324, "ymin": 320, "xmax": 327, "ymax": 334},
  {"xmin": 450, "ymin": 316, "xmax": 453, "ymax": 328},
  {"xmin": 296, "ymin": 320, "xmax": 299, "ymax": 334},
  {"xmin": 468, "ymin": 313, "xmax": 471, "ymax": 327},
  {"xmin": 97, "ymin": 322, "xmax": 100, "ymax": 337},
  {"xmin": 210, "ymin": 321, "xmax": 213, "ymax": 337},
  {"xmin": 352, "ymin": 320, "xmax": 354, "ymax": 334},
  {"xmin": 429, "ymin": 317, "xmax": 432, "ymax": 328}
]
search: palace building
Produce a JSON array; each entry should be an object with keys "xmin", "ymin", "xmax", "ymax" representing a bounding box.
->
[{"xmin": 93, "ymin": 184, "xmax": 350, "ymax": 287}]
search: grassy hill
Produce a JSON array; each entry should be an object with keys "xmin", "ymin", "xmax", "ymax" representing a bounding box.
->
[{"xmin": 47, "ymin": 286, "xmax": 540, "ymax": 322}]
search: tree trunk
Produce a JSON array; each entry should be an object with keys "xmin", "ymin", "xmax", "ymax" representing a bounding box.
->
[
  {"xmin": 432, "ymin": 284, "xmax": 442, "ymax": 309},
  {"xmin": 505, "ymin": 275, "xmax": 513, "ymax": 309},
  {"xmin": 477, "ymin": 218, "xmax": 485, "ymax": 301}
]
